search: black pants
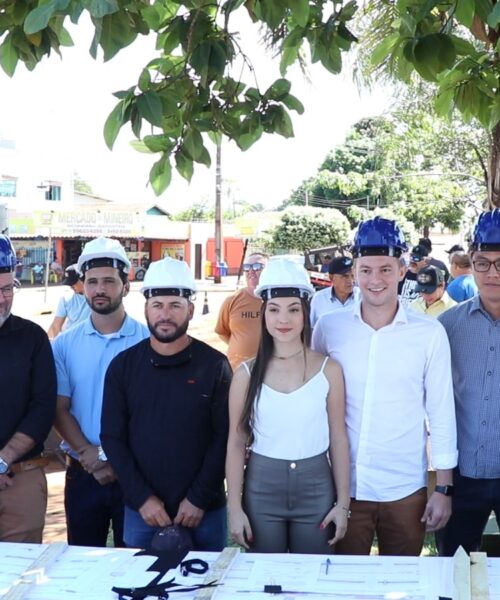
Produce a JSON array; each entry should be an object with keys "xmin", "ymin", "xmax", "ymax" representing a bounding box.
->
[
  {"xmin": 65, "ymin": 464, "xmax": 124, "ymax": 547},
  {"xmin": 435, "ymin": 469, "xmax": 500, "ymax": 556}
]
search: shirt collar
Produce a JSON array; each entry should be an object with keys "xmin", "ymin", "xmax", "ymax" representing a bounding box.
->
[
  {"xmin": 469, "ymin": 294, "xmax": 500, "ymax": 322},
  {"xmin": 84, "ymin": 314, "xmax": 135, "ymax": 337},
  {"xmin": 354, "ymin": 298, "xmax": 408, "ymax": 329}
]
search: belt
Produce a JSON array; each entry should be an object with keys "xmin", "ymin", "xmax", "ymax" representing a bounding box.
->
[
  {"xmin": 10, "ymin": 455, "xmax": 50, "ymax": 474},
  {"xmin": 65, "ymin": 455, "xmax": 84, "ymax": 469}
]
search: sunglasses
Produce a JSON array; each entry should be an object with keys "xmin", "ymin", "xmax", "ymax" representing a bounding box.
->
[{"xmin": 242, "ymin": 263, "xmax": 265, "ymax": 272}]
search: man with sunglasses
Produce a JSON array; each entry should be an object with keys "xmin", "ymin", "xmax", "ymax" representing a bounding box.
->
[
  {"xmin": 215, "ymin": 253, "xmax": 267, "ymax": 370},
  {"xmin": 0, "ymin": 235, "xmax": 56, "ymax": 542},
  {"xmin": 437, "ymin": 210, "xmax": 500, "ymax": 556}
]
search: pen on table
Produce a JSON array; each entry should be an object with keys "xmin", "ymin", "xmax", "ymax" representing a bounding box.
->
[{"xmin": 325, "ymin": 557, "xmax": 332, "ymax": 575}]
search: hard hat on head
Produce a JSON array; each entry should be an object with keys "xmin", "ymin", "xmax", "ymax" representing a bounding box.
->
[
  {"xmin": 470, "ymin": 209, "xmax": 500, "ymax": 251},
  {"xmin": 0, "ymin": 235, "xmax": 17, "ymax": 274},
  {"xmin": 77, "ymin": 237, "xmax": 130, "ymax": 275},
  {"xmin": 255, "ymin": 257, "xmax": 314, "ymax": 301},
  {"xmin": 351, "ymin": 217, "xmax": 408, "ymax": 258},
  {"xmin": 141, "ymin": 257, "xmax": 197, "ymax": 299}
]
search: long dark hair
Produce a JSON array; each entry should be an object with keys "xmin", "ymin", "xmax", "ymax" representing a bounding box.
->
[{"xmin": 238, "ymin": 296, "xmax": 312, "ymax": 442}]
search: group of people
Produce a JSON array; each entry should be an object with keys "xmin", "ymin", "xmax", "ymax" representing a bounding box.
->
[{"xmin": 0, "ymin": 208, "xmax": 499, "ymax": 560}]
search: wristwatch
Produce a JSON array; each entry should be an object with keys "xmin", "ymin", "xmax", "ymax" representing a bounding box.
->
[
  {"xmin": 0, "ymin": 456, "xmax": 10, "ymax": 475},
  {"xmin": 435, "ymin": 485, "xmax": 454, "ymax": 496},
  {"xmin": 97, "ymin": 446, "xmax": 108, "ymax": 462}
]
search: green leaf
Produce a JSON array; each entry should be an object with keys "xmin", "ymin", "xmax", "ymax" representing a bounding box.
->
[
  {"xmin": 265, "ymin": 78, "xmax": 291, "ymax": 100},
  {"xmin": 371, "ymin": 32, "xmax": 400, "ymax": 66},
  {"xmin": 130, "ymin": 140, "xmax": 153, "ymax": 154},
  {"xmin": 281, "ymin": 93, "xmax": 304, "ymax": 114},
  {"xmin": 476, "ymin": 0, "xmax": 493, "ymax": 22},
  {"xmin": 487, "ymin": 1, "xmax": 500, "ymax": 26},
  {"xmin": 175, "ymin": 149, "xmax": 194, "ymax": 181},
  {"xmin": 98, "ymin": 11, "xmax": 137, "ymax": 61},
  {"xmin": 83, "ymin": 0, "xmax": 119, "ymax": 19},
  {"xmin": 150, "ymin": 156, "xmax": 172, "ymax": 195},
  {"xmin": 191, "ymin": 40, "xmax": 227, "ymax": 87},
  {"xmin": 137, "ymin": 91, "xmax": 163, "ymax": 127},
  {"xmin": 24, "ymin": 2, "xmax": 57, "ymax": 35},
  {"xmin": 455, "ymin": 0, "xmax": 475, "ymax": 27},
  {"xmin": 434, "ymin": 87, "xmax": 455, "ymax": 116},
  {"xmin": 274, "ymin": 106, "xmax": 294, "ymax": 138},
  {"xmin": 449, "ymin": 34, "xmax": 477, "ymax": 56},
  {"xmin": 103, "ymin": 100, "xmax": 125, "ymax": 149},
  {"xmin": 259, "ymin": 0, "xmax": 287, "ymax": 29},
  {"xmin": 288, "ymin": 0, "xmax": 309, "ymax": 27},
  {"xmin": 183, "ymin": 128, "xmax": 204, "ymax": 160},
  {"xmin": 0, "ymin": 34, "xmax": 18, "ymax": 76},
  {"xmin": 280, "ymin": 41, "xmax": 300, "ymax": 75},
  {"xmin": 195, "ymin": 144, "xmax": 211, "ymax": 167},
  {"xmin": 338, "ymin": 0, "xmax": 357, "ymax": 22},
  {"xmin": 138, "ymin": 67, "xmax": 151, "ymax": 92},
  {"xmin": 143, "ymin": 134, "xmax": 176, "ymax": 153}
]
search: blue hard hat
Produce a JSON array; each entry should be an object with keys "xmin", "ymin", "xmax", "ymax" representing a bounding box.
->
[
  {"xmin": 471, "ymin": 209, "xmax": 500, "ymax": 250},
  {"xmin": 0, "ymin": 235, "xmax": 16, "ymax": 273},
  {"xmin": 351, "ymin": 217, "xmax": 408, "ymax": 258}
]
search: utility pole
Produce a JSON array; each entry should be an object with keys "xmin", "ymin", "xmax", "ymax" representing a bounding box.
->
[
  {"xmin": 214, "ymin": 140, "xmax": 222, "ymax": 284},
  {"xmin": 305, "ymin": 189, "xmax": 309, "ymax": 206}
]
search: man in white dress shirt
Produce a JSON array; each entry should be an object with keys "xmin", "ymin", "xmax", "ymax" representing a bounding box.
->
[
  {"xmin": 310, "ymin": 256, "xmax": 359, "ymax": 327},
  {"xmin": 312, "ymin": 216, "xmax": 457, "ymax": 556}
]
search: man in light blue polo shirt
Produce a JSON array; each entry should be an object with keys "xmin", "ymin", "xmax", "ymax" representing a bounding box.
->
[{"xmin": 53, "ymin": 237, "xmax": 148, "ymax": 547}]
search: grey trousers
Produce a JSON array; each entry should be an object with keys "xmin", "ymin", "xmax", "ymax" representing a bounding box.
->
[{"xmin": 243, "ymin": 452, "xmax": 335, "ymax": 554}]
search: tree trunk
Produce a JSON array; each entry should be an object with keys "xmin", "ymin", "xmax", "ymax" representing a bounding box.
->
[
  {"xmin": 214, "ymin": 142, "xmax": 222, "ymax": 284},
  {"xmin": 488, "ymin": 122, "xmax": 500, "ymax": 209}
]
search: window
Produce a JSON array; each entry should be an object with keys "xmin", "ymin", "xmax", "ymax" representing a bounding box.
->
[
  {"xmin": 0, "ymin": 176, "xmax": 17, "ymax": 197},
  {"xmin": 45, "ymin": 183, "xmax": 62, "ymax": 201}
]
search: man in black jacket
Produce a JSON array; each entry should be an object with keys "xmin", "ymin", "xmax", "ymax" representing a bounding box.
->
[
  {"xmin": 0, "ymin": 235, "xmax": 56, "ymax": 542},
  {"xmin": 101, "ymin": 257, "xmax": 231, "ymax": 550}
]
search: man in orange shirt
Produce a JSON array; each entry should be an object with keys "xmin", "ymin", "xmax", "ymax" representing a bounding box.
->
[{"xmin": 215, "ymin": 253, "xmax": 267, "ymax": 370}]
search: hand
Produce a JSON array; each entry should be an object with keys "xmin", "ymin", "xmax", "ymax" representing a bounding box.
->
[
  {"xmin": 78, "ymin": 445, "xmax": 101, "ymax": 473},
  {"xmin": 0, "ymin": 474, "xmax": 14, "ymax": 491},
  {"xmin": 228, "ymin": 506, "xmax": 253, "ymax": 549},
  {"xmin": 421, "ymin": 492, "xmax": 452, "ymax": 532},
  {"xmin": 92, "ymin": 463, "xmax": 117, "ymax": 486},
  {"xmin": 321, "ymin": 504, "xmax": 349, "ymax": 546},
  {"xmin": 139, "ymin": 496, "xmax": 172, "ymax": 528},
  {"xmin": 174, "ymin": 498, "xmax": 204, "ymax": 528}
]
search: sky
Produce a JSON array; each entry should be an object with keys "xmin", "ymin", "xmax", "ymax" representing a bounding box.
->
[{"xmin": 0, "ymin": 13, "xmax": 392, "ymax": 213}]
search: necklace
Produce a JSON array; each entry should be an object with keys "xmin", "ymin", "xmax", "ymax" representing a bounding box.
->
[{"xmin": 273, "ymin": 348, "xmax": 303, "ymax": 360}]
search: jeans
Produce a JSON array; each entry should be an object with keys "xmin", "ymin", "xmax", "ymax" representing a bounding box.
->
[
  {"xmin": 124, "ymin": 505, "xmax": 227, "ymax": 550},
  {"xmin": 65, "ymin": 464, "xmax": 124, "ymax": 547},
  {"xmin": 436, "ymin": 469, "xmax": 500, "ymax": 556}
]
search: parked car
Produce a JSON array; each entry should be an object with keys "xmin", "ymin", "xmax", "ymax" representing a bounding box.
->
[{"xmin": 303, "ymin": 245, "xmax": 350, "ymax": 290}]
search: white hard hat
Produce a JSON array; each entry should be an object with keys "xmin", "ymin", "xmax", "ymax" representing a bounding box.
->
[
  {"xmin": 141, "ymin": 257, "xmax": 197, "ymax": 299},
  {"xmin": 77, "ymin": 237, "xmax": 130, "ymax": 274},
  {"xmin": 255, "ymin": 257, "xmax": 314, "ymax": 301}
]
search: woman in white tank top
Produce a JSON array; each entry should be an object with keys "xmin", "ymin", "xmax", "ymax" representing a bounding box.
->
[{"xmin": 226, "ymin": 258, "xmax": 350, "ymax": 553}]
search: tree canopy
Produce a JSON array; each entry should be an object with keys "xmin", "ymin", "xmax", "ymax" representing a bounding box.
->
[
  {"xmin": 267, "ymin": 206, "xmax": 350, "ymax": 252},
  {"xmin": 0, "ymin": 0, "xmax": 358, "ymax": 195},
  {"xmin": 284, "ymin": 96, "xmax": 488, "ymax": 232},
  {"xmin": 358, "ymin": 0, "xmax": 500, "ymax": 207}
]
